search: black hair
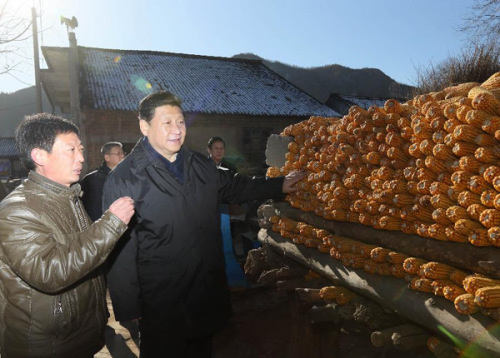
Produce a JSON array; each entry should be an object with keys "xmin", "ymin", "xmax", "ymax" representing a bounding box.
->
[
  {"xmin": 207, "ymin": 136, "xmax": 226, "ymax": 149},
  {"xmin": 15, "ymin": 113, "xmax": 79, "ymax": 171},
  {"xmin": 138, "ymin": 91, "xmax": 183, "ymax": 122},
  {"xmin": 101, "ymin": 141, "xmax": 123, "ymax": 156}
]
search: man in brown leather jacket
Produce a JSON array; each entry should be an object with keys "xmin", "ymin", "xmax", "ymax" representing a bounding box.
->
[{"xmin": 0, "ymin": 113, "xmax": 135, "ymax": 358}]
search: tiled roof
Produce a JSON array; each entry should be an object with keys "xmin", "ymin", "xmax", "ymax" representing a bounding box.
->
[
  {"xmin": 78, "ymin": 47, "xmax": 339, "ymax": 117},
  {"xmin": 332, "ymin": 94, "xmax": 407, "ymax": 110},
  {"xmin": 0, "ymin": 138, "xmax": 18, "ymax": 157}
]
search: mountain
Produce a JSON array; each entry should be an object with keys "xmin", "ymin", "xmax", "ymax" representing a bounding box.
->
[
  {"xmin": 0, "ymin": 87, "xmax": 52, "ymax": 137},
  {"xmin": 233, "ymin": 53, "xmax": 415, "ymax": 102}
]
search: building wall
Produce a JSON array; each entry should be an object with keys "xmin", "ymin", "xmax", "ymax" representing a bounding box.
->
[{"xmin": 81, "ymin": 109, "xmax": 304, "ymax": 175}]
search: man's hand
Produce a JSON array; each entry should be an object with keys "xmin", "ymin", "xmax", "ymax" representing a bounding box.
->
[
  {"xmin": 282, "ymin": 170, "xmax": 307, "ymax": 193},
  {"xmin": 109, "ymin": 197, "xmax": 135, "ymax": 224}
]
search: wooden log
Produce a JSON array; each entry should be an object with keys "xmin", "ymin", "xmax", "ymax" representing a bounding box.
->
[
  {"xmin": 258, "ymin": 228, "xmax": 500, "ymax": 357},
  {"xmin": 294, "ymin": 288, "xmax": 325, "ymax": 306},
  {"xmin": 268, "ymin": 202, "xmax": 500, "ymax": 278},
  {"xmin": 392, "ymin": 332, "xmax": 430, "ymax": 351},
  {"xmin": 275, "ymin": 277, "xmax": 332, "ymax": 292},
  {"xmin": 371, "ymin": 324, "xmax": 424, "ymax": 347}
]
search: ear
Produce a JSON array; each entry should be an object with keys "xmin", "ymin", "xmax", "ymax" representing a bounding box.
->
[
  {"xmin": 31, "ymin": 148, "xmax": 48, "ymax": 167},
  {"xmin": 139, "ymin": 119, "xmax": 150, "ymax": 136}
]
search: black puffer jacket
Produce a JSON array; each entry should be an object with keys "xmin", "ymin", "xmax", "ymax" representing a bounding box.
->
[
  {"xmin": 0, "ymin": 171, "xmax": 127, "ymax": 358},
  {"xmin": 103, "ymin": 139, "xmax": 284, "ymax": 342},
  {"xmin": 80, "ymin": 162, "xmax": 111, "ymax": 221}
]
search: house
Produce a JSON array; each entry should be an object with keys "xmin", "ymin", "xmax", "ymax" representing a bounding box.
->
[
  {"xmin": 0, "ymin": 137, "xmax": 26, "ymax": 180},
  {"xmin": 40, "ymin": 35, "xmax": 338, "ymax": 175},
  {"xmin": 325, "ymin": 93, "xmax": 408, "ymax": 116}
]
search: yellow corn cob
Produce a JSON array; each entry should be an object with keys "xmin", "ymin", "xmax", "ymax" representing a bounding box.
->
[
  {"xmin": 432, "ymin": 129, "xmax": 447, "ymax": 144},
  {"xmin": 475, "ymin": 286, "xmax": 500, "ymax": 308},
  {"xmin": 452, "ymin": 141, "xmax": 478, "ymax": 157},
  {"xmin": 463, "ymin": 275, "xmax": 500, "ymax": 295},
  {"xmin": 469, "ymin": 175, "xmax": 491, "ymax": 194},
  {"xmin": 410, "ymin": 277, "xmax": 434, "ymax": 293},
  {"xmin": 271, "ymin": 223, "xmax": 280, "ymax": 232},
  {"xmin": 481, "ymin": 72, "xmax": 500, "ymax": 90},
  {"xmin": 480, "ymin": 208, "xmax": 500, "ymax": 228},
  {"xmin": 420, "ymin": 262, "xmax": 455, "ymax": 280},
  {"xmin": 432, "ymin": 280, "xmax": 455, "ymax": 297},
  {"xmin": 432, "ymin": 208, "xmax": 453, "ymax": 225},
  {"xmin": 278, "ymin": 217, "xmax": 299, "ymax": 230},
  {"xmin": 475, "ymin": 133, "xmax": 496, "ymax": 147},
  {"xmin": 432, "ymin": 143, "xmax": 456, "ymax": 161},
  {"xmin": 483, "ymin": 166, "xmax": 500, "ymax": 184},
  {"xmin": 358, "ymin": 212, "xmax": 374, "ymax": 226},
  {"xmin": 458, "ymin": 155, "xmax": 481, "ymax": 174},
  {"xmin": 451, "ymin": 171, "xmax": 473, "ymax": 190},
  {"xmin": 488, "ymin": 226, "xmax": 500, "ymax": 246},
  {"xmin": 444, "ymin": 118, "xmax": 462, "ymax": 133},
  {"xmin": 427, "ymin": 336, "xmax": 441, "ymax": 352},
  {"xmin": 445, "ymin": 226, "xmax": 469, "ymax": 243},
  {"xmin": 428, "ymin": 223, "xmax": 448, "ymax": 241},
  {"xmin": 457, "ymin": 190, "xmax": 481, "ymax": 208},
  {"xmin": 446, "ymin": 205, "xmax": 469, "ymax": 223},
  {"xmin": 403, "ymin": 257, "xmax": 427, "ymax": 275},
  {"xmin": 449, "ymin": 269, "xmax": 469, "ymax": 286},
  {"xmin": 466, "ymin": 109, "xmax": 489, "ymax": 128},
  {"xmin": 416, "ymin": 223, "xmax": 431, "ymax": 238},
  {"xmin": 305, "ymin": 238, "xmax": 321, "ymax": 248},
  {"xmin": 447, "ymin": 186, "xmax": 461, "ymax": 202},
  {"xmin": 319, "ymin": 286, "xmax": 340, "ymax": 300},
  {"xmin": 443, "ymin": 284, "xmax": 467, "ymax": 302},
  {"xmin": 424, "ymin": 155, "xmax": 448, "ymax": 174},
  {"xmin": 444, "ymin": 103, "xmax": 458, "ymax": 120},
  {"xmin": 336, "ymin": 289, "xmax": 357, "ymax": 305},
  {"xmin": 379, "ymin": 216, "xmax": 402, "ymax": 231},
  {"xmin": 454, "ymin": 293, "xmax": 479, "ymax": 315},
  {"xmin": 401, "ymin": 126, "xmax": 414, "ymax": 141},
  {"xmin": 419, "ymin": 139, "xmax": 435, "ymax": 157},
  {"xmin": 437, "ymin": 172, "xmax": 453, "ymax": 185},
  {"xmin": 430, "ymin": 117, "xmax": 446, "ymax": 130},
  {"xmin": 415, "ymin": 179, "xmax": 431, "ymax": 195},
  {"xmin": 370, "ymin": 247, "xmax": 391, "ymax": 263},
  {"xmin": 468, "ymin": 228, "xmax": 491, "ymax": 247},
  {"xmin": 475, "ymin": 147, "xmax": 498, "ymax": 165},
  {"xmin": 472, "ymin": 92, "xmax": 500, "ymax": 116},
  {"xmin": 467, "ymin": 203, "xmax": 488, "ymax": 222},
  {"xmin": 386, "ymin": 251, "xmax": 409, "ymax": 265},
  {"xmin": 390, "ymin": 264, "xmax": 407, "ymax": 278},
  {"xmin": 457, "ymin": 104, "xmax": 474, "ymax": 123},
  {"xmin": 481, "ymin": 190, "xmax": 497, "ymax": 208},
  {"xmin": 430, "ymin": 193, "xmax": 454, "ymax": 209},
  {"xmin": 453, "ymin": 124, "xmax": 483, "ymax": 143}
]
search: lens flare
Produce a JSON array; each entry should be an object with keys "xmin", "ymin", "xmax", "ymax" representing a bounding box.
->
[{"xmin": 130, "ymin": 75, "xmax": 153, "ymax": 94}]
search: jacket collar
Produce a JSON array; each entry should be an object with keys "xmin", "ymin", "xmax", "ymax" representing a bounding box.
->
[
  {"xmin": 130, "ymin": 137, "xmax": 192, "ymax": 171},
  {"xmin": 28, "ymin": 171, "xmax": 82, "ymax": 199}
]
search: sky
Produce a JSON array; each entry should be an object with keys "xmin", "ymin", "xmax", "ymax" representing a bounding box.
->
[{"xmin": 0, "ymin": 0, "xmax": 477, "ymax": 94}]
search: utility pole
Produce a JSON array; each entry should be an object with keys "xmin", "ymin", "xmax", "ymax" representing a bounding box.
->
[{"xmin": 32, "ymin": 7, "xmax": 42, "ymax": 113}]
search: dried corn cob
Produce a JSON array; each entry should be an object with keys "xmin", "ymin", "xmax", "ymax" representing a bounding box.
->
[
  {"xmin": 480, "ymin": 208, "xmax": 500, "ymax": 228},
  {"xmin": 428, "ymin": 223, "xmax": 449, "ymax": 241},
  {"xmin": 453, "ymin": 141, "xmax": 478, "ymax": 157},
  {"xmin": 468, "ymin": 228, "xmax": 491, "ymax": 247},
  {"xmin": 481, "ymin": 190, "xmax": 498, "ymax": 208},
  {"xmin": 458, "ymin": 190, "xmax": 481, "ymax": 207},
  {"xmin": 454, "ymin": 293, "xmax": 479, "ymax": 315},
  {"xmin": 469, "ymin": 175, "xmax": 492, "ymax": 194},
  {"xmin": 449, "ymin": 269, "xmax": 469, "ymax": 286},
  {"xmin": 446, "ymin": 205, "xmax": 469, "ymax": 223},
  {"xmin": 487, "ymin": 226, "xmax": 500, "ymax": 246},
  {"xmin": 445, "ymin": 226, "xmax": 469, "ymax": 243},
  {"xmin": 403, "ymin": 257, "xmax": 427, "ymax": 275},
  {"xmin": 475, "ymin": 286, "xmax": 500, "ymax": 308},
  {"xmin": 467, "ymin": 203, "xmax": 488, "ymax": 222},
  {"xmin": 475, "ymin": 147, "xmax": 499, "ymax": 164},
  {"xmin": 420, "ymin": 262, "xmax": 455, "ymax": 280},
  {"xmin": 411, "ymin": 277, "xmax": 434, "ymax": 293},
  {"xmin": 463, "ymin": 275, "xmax": 500, "ymax": 295}
]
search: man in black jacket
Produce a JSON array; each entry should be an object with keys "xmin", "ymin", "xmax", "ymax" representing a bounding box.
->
[
  {"xmin": 102, "ymin": 91, "xmax": 305, "ymax": 358},
  {"xmin": 80, "ymin": 142, "xmax": 125, "ymax": 221}
]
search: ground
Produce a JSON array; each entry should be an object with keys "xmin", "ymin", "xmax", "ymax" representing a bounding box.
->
[{"xmin": 97, "ymin": 287, "xmax": 434, "ymax": 358}]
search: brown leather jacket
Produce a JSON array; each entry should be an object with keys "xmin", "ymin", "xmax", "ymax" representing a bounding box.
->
[{"xmin": 0, "ymin": 171, "xmax": 127, "ymax": 358}]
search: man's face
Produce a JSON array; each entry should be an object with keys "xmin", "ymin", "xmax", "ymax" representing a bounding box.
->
[
  {"xmin": 208, "ymin": 141, "xmax": 225, "ymax": 164},
  {"xmin": 140, "ymin": 105, "xmax": 186, "ymax": 162},
  {"xmin": 36, "ymin": 132, "xmax": 84, "ymax": 186},
  {"xmin": 105, "ymin": 146, "xmax": 125, "ymax": 169}
]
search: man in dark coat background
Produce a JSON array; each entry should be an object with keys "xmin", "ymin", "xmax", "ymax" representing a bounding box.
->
[
  {"xmin": 80, "ymin": 141, "xmax": 125, "ymax": 221},
  {"xmin": 102, "ymin": 91, "xmax": 305, "ymax": 358}
]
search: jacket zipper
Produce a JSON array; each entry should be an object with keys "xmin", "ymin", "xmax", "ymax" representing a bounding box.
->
[{"xmin": 54, "ymin": 295, "xmax": 63, "ymax": 338}]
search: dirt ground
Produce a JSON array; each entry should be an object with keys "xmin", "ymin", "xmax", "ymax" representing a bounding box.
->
[{"xmin": 97, "ymin": 287, "xmax": 434, "ymax": 358}]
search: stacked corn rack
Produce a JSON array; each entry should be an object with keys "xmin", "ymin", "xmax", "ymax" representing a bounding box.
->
[{"xmin": 261, "ymin": 72, "xmax": 500, "ymax": 357}]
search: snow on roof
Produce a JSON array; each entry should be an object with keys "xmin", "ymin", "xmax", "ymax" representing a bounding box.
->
[{"xmin": 79, "ymin": 47, "xmax": 339, "ymax": 117}]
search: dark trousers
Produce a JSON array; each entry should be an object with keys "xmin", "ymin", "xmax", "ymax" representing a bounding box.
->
[{"xmin": 139, "ymin": 320, "xmax": 213, "ymax": 358}]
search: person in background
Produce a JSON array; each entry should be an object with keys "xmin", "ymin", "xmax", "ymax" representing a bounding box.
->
[
  {"xmin": 80, "ymin": 141, "xmax": 125, "ymax": 221},
  {"xmin": 207, "ymin": 136, "xmax": 237, "ymax": 172},
  {"xmin": 0, "ymin": 113, "xmax": 134, "ymax": 358},
  {"xmin": 103, "ymin": 90, "xmax": 306, "ymax": 358}
]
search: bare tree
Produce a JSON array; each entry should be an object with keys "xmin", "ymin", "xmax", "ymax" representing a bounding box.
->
[
  {"xmin": 414, "ymin": 40, "xmax": 500, "ymax": 94},
  {"xmin": 460, "ymin": 0, "xmax": 500, "ymax": 42},
  {"xmin": 0, "ymin": 1, "xmax": 33, "ymax": 85}
]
